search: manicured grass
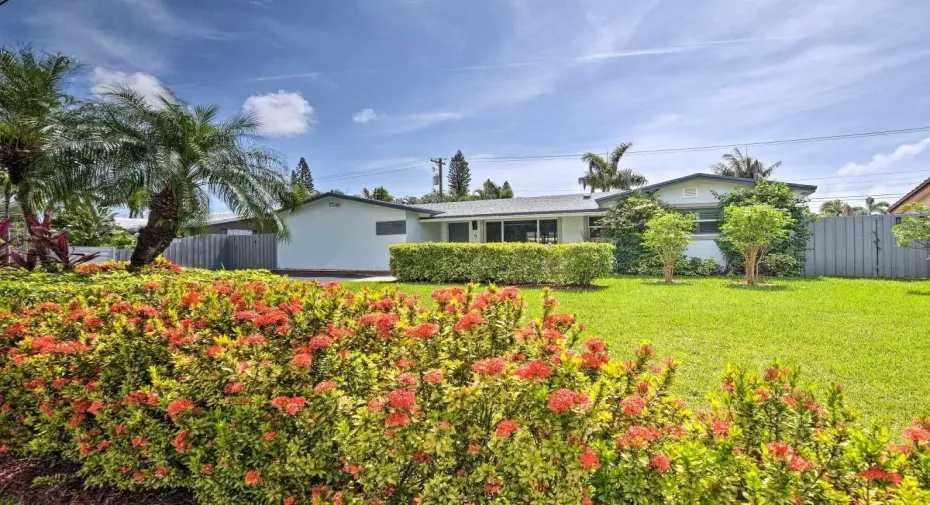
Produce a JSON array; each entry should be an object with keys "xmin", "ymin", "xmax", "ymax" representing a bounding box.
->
[{"xmin": 353, "ymin": 277, "xmax": 930, "ymax": 427}]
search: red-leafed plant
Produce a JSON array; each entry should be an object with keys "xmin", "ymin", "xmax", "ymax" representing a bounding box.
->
[{"xmin": 2, "ymin": 214, "xmax": 100, "ymax": 271}]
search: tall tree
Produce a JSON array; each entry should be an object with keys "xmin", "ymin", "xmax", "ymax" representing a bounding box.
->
[
  {"xmin": 711, "ymin": 148, "xmax": 781, "ymax": 179},
  {"xmin": 85, "ymin": 86, "xmax": 294, "ymax": 270},
  {"xmin": 371, "ymin": 186, "xmax": 392, "ymax": 202},
  {"xmin": 865, "ymin": 196, "xmax": 890, "ymax": 215},
  {"xmin": 820, "ymin": 200, "xmax": 867, "ymax": 217},
  {"xmin": 292, "ymin": 157, "xmax": 314, "ymax": 192},
  {"xmin": 473, "ymin": 179, "xmax": 514, "ymax": 200},
  {"xmin": 0, "ymin": 46, "xmax": 89, "ymax": 222},
  {"xmin": 500, "ymin": 181, "xmax": 514, "ymax": 198},
  {"xmin": 578, "ymin": 143, "xmax": 647, "ymax": 192},
  {"xmin": 447, "ymin": 150, "xmax": 471, "ymax": 198}
]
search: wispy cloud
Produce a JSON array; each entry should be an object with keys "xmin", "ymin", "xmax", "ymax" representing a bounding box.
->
[
  {"xmin": 353, "ymin": 108, "xmax": 380, "ymax": 124},
  {"xmin": 838, "ymin": 138, "xmax": 930, "ymax": 175},
  {"xmin": 117, "ymin": 0, "xmax": 230, "ymax": 40}
]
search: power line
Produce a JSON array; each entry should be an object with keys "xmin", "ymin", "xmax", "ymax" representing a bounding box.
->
[
  {"xmin": 314, "ymin": 159, "xmax": 432, "ymax": 182},
  {"xmin": 316, "ymin": 164, "xmax": 433, "ymax": 183},
  {"xmin": 464, "ymin": 126, "xmax": 930, "ymax": 163}
]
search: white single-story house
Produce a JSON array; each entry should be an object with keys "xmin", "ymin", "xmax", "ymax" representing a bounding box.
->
[{"xmin": 264, "ymin": 173, "xmax": 816, "ymax": 273}]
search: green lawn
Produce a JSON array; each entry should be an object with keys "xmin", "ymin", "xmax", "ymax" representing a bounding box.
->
[{"xmin": 353, "ymin": 277, "xmax": 930, "ymax": 427}]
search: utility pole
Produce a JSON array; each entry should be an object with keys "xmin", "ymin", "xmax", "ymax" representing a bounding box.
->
[{"xmin": 431, "ymin": 158, "xmax": 444, "ymax": 200}]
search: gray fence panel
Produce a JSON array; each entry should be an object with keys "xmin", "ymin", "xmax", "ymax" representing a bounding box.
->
[
  {"xmin": 114, "ymin": 234, "xmax": 276, "ymax": 270},
  {"xmin": 803, "ymin": 215, "xmax": 929, "ymax": 279}
]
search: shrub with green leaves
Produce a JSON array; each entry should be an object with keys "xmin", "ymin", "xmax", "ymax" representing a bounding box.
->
[
  {"xmin": 597, "ymin": 194, "xmax": 672, "ymax": 273},
  {"xmin": 893, "ymin": 203, "xmax": 930, "ymax": 260},
  {"xmin": 389, "ymin": 242, "xmax": 614, "ymax": 285},
  {"xmin": 642, "ymin": 211, "xmax": 695, "ymax": 282},
  {"xmin": 2, "ymin": 269, "xmax": 930, "ymax": 504},
  {"xmin": 720, "ymin": 204, "xmax": 793, "ymax": 285}
]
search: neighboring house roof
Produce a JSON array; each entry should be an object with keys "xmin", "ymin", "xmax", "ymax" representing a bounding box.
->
[
  {"xmin": 417, "ymin": 191, "xmax": 623, "ymax": 219},
  {"xmin": 887, "ymin": 176, "xmax": 930, "ymax": 213},
  {"xmin": 609, "ymin": 173, "xmax": 818, "ymax": 197}
]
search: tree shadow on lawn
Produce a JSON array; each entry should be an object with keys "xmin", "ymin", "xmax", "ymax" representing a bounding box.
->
[
  {"xmin": 722, "ymin": 282, "xmax": 792, "ymax": 292},
  {"xmin": 641, "ymin": 279, "xmax": 692, "ymax": 287}
]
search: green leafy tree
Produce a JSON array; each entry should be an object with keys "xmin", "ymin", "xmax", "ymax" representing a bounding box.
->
[
  {"xmin": 711, "ymin": 148, "xmax": 781, "ymax": 179},
  {"xmin": 892, "ymin": 203, "xmax": 930, "ymax": 258},
  {"xmin": 84, "ymin": 86, "xmax": 294, "ymax": 271},
  {"xmin": 720, "ymin": 204, "xmax": 793, "ymax": 285},
  {"xmin": 642, "ymin": 211, "xmax": 695, "ymax": 282},
  {"xmin": 473, "ymin": 179, "xmax": 513, "ymax": 200},
  {"xmin": 371, "ymin": 186, "xmax": 393, "ymax": 202},
  {"xmin": 865, "ymin": 196, "xmax": 890, "ymax": 215},
  {"xmin": 599, "ymin": 193, "xmax": 673, "ymax": 273},
  {"xmin": 501, "ymin": 181, "xmax": 513, "ymax": 198},
  {"xmin": 820, "ymin": 200, "xmax": 868, "ymax": 216},
  {"xmin": 51, "ymin": 198, "xmax": 137, "ymax": 247},
  {"xmin": 447, "ymin": 150, "xmax": 471, "ymax": 198},
  {"xmin": 716, "ymin": 181, "xmax": 814, "ymax": 276},
  {"xmin": 578, "ymin": 143, "xmax": 648, "ymax": 192},
  {"xmin": 0, "ymin": 46, "xmax": 91, "ymax": 223},
  {"xmin": 291, "ymin": 157, "xmax": 314, "ymax": 192}
]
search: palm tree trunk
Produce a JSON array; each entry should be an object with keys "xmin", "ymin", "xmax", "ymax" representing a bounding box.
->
[{"xmin": 129, "ymin": 190, "xmax": 181, "ymax": 272}]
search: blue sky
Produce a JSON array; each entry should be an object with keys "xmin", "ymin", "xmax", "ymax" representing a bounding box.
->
[{"xmin": 3, "ymin": 0, "xmax": 930, "ymax": 212}]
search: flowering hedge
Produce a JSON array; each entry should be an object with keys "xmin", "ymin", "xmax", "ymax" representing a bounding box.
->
[
  {"xmin": 1, "ymin": 270, "xmax": 930, "ymax": 504},
  {"xmin": 389, "ymin": 242, "xmax": 614, "ymax": 285}
]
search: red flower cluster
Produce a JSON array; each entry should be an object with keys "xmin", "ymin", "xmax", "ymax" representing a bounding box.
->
[
  {"xmin": 244, "ymin": 470, "xmax": 262, "ymax": 486},
  {"xmin": 387, "ymin": 389, "xmax": 416, "ymax": 411},
  {"xmin": 291, "ymin": 353, "xmax": 313, "ymax": 368},
  {"xmin": 166, "ymin": 399, "xmax": 193, "ymax": 419},
  {"xmin": 430, "ymin": 287, "xmax": 465, "ymax": 305},
  {"xmin": 513, "ymin": 360, "xmax": 552, "ymax": 381},
  {"xmin": 358, "ymin": 313, "xmax": 400, "ymax": 338},
  {"xmin": 271, "ymin": 396, "xmax": 307, "ymax": 415},
  {"xmin": 472, "ymin": 357, "xmax": 506, "ymax": 376},
  {"xmin": 860, "ymin": 466, "xmax": 902, "ymax": 486},
  {"xmin": 307, "ymin": 334, "xmax": 333, "ymax": 350},
  {"xmin": 649, "ymin": 453, "xmax": 671, "ymax": 473},
  {"xmin": 496, "ymin": 420, "xmax": 520, "ymax": 438},
  {"xmin": 548, "ymin": 388, "xmax": 589, "ymax": 413},
  {"xmin": 423, "ymin": 369, "xmax": 443, "ymax": 384},
  {"xmin": 578, "ymin": 446, "xmax": 600, "ymax": 469},
  {"xmin": 315, "ymin": 381, "xmax": 337, "ymax": 393},
  {"xmin": 454, "ymin": 312, "xmax": 485, "ymax": 332},
  {"xmin": 621, "ymin": 395, "xmax": 647, "ymax": 417},
  {"xmin": 581, "ymin": 338, "xmax": 610, "ymax": 370},
  {"xmin": 406, "ymin": 323, "xmax": 439, "ymax": 339}
]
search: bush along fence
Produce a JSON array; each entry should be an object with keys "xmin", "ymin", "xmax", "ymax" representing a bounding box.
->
[
  {"xmin": 2, "ymin": 270, "xmax": 930, "ymax": 504},
  {"xmin": 389, "ymin": 242, "xmax": 614, "ymax": 285}
]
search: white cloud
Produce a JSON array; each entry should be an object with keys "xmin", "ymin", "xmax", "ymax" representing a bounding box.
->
[
  {"xmin": 242, "ymin": 90, "xmax": 315, "ymax": 137},
  {"xmin": 838, "ymin": 137, "xmax": 930, "ymax": 175},
  {"xmin": 91, "ymin": 67, "xmax": 168, "ymax": 107},
  {"xmin": 353, "ymin": 108, "xmax": 380, "ymax": 124}
]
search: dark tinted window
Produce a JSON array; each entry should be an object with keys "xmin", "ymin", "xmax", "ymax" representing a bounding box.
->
[
  {"xmin": 539, "ymin": 219, "xmax": 558, "ymax": 244},
  {"xmin": 486, "ymin": 221, "xmax": 502, "ymax": 242},
  {"xmin": 448, "ymin": 222, "xmax": 470, "ymax": 242},
  {"xmin": 375, "ymin": 220, "xmax": 406, "ymax": 235},
  {"xmin": 504, "ymin": 220, "xmax": 537, "ymax": 242}
]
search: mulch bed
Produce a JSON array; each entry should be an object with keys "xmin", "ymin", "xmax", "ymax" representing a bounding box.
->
[{"xmin": 0, "ymin": 455, "xmax": 195, "ymax": 505}]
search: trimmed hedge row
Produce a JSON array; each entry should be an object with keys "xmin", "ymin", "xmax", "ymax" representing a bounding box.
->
[{"xmin": 389, "ymin": 242, "xmax": 614, "ymax": 285}]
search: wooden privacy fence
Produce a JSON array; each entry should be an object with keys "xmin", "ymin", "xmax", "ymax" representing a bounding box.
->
[
  {"xmin": 106, "ymin": 234, "xmax": 277, "ymax": 270},
  {"xmin": 804, "ymin": 215, "xmax": 929, "ymax": 279}
]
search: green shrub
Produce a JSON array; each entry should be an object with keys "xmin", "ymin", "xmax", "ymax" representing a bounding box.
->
[
  {"xmin": 2, "ymin": 271, "xmax": 930, "ymax": 504},
  {"xmin": 389, "ymin": 242, "xmax": 614, "ymax": 285},
  {"xmin": 597, "ymin": 194, "xmax": 673, "ymax": 274},
  {"xmin": 759, "ymin": 252, "xmax": 802, "ymax": 277},
  {"xmin": 633, "ymin": 255, "xmax": 721, "ymax": 277}
]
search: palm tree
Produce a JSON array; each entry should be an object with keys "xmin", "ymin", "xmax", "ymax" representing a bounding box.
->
[
  {"xmin": 85, "ymin": 86, "xmax": 295, "ymax": 270},
  {"xmin": 865, "ymin": 196, "xmax": 890, "ymax": 215},
  {"xmin": 819, "ymin": 200, "xmax": 845, "ymax": 217},
  {"xmin": 711, "ymin": 148, "xmax": 781, "ymax": 179},
  {"xmin": 0, "ymin": 46, "xmax": 89, "ymax": 221},
  {"xmin": 578, "ymin": 143, "xmax": 648, "ymax": 192}
]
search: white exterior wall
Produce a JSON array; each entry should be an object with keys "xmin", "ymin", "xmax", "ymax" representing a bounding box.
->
[
  {"xmin": 686, "ymin": 238, "xmax": 725, "ymax": 264},
  {"xmin": 652, "ymin": 180, "xmax": 749, "ymax": 206},
  {"xmin": 278, "ymin": 196, "xmax": 411, "ymax": 271},
  {"xmin": 560, "ymin": 216, "xmax": 585, "ymax": 243}
]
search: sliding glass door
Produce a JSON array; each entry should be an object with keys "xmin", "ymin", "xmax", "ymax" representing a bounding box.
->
[{"xmin": 483, "ymin": 219, "xmax": 558, "ymax": 243}]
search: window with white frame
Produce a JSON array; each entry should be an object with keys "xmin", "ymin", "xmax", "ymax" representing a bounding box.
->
[
  {"xmin": 587, "ymin": 216, "xmax": 605, "ymax": 240},
  {"xmin": 681, "ymin": 208, "xmax": 722, "ymax": 234}
]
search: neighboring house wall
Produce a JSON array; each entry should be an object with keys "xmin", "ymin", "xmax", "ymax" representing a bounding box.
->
[
  {"xmin": 277, "ymin": 196, "xmax": 410, "ymax": 272},
  {"xmin": 890, "ymin": 185, "xmax": 930, "ymax": 214}
]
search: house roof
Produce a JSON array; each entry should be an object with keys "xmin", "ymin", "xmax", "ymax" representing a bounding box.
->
[
  {"xmin": 302, "ymin": 192, "xmax": 443, "ymax": 215},
  {"xmin": 610, "ymin": 173, "xmax": 818, "ymax": 196},
  {"xmin": 887, "ymin": 176, "xmax": 930, "ymax": 213},
  {"xmin": 417, "ymin": 191, "xmax": 623, "ymax": 219}
]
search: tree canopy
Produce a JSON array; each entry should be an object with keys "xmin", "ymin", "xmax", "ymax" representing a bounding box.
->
[
  {"xmin": 711, "ymin": 148, "xmax": 781, "ymax": 180},
  {"xmin": 720, "ymin": 204, "xmax": 793, "ymax": 284},
  {"xmin": 578, "ymin": 143, "xmax": 647, "ymax": 192},
  {"xmin": 447, "ymin": 150, "xmax": 471, "ymax": 199}
]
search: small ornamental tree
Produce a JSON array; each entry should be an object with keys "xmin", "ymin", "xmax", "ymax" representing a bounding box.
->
[
  {"xmin": 642, "ymin": 211, "xmax": 695, "ymax": 282},
  {"xmin": 893, "ymin": 203, "xmax": 930, "ymax": 259},
  {"xmin": 720, "ymin": 204, "xmax": 792, "ymax": 284}
]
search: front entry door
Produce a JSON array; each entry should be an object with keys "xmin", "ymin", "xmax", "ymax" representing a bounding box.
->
[{"xmin": 448, "ymin": 222, "xmax": 470, "ymax": 242}]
